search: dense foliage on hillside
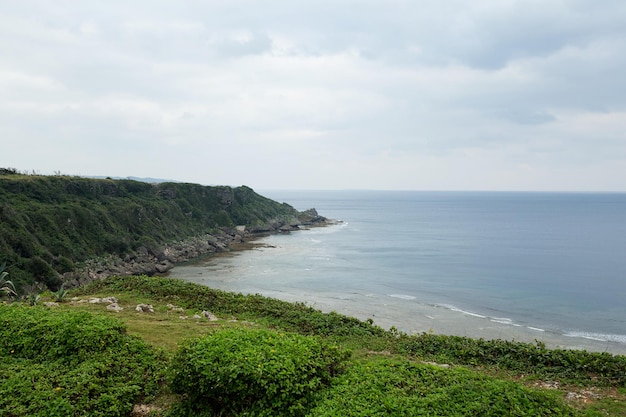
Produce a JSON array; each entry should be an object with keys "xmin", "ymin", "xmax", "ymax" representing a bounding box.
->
[{"xmin": 0, "ymin": 171, "xmax": 299, "ymax": 291}]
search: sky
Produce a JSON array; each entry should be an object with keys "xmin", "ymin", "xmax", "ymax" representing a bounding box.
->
[{"xmin": 2, "ymin": 1, "xmax": 625, "ymax": 191}]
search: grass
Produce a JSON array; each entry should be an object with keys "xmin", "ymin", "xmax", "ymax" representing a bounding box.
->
[
  {"xmin": 53, "ymin": 293, "xmax": 245, "ymax": 351},
  {"xmin": 3, "ymin": 275, "xmax": 626, "ymax": 416}
]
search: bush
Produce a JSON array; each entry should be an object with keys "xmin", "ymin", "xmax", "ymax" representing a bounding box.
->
[
  {"xmin": 0, "ymin": 305, "xmax": 128, "ymax": 362},
  {"xmin": 169, "ymin": 328, "xmax": 350, "ymax": 416},
  {"xmin": 52, "ymin": 256, "xmax": 75, "ymax": 274},
  {"xmin": 395, "ymin": 333, "xmax": 626, "ymax": 387},
  {"xmin": 24, "ymin": 256, "xmax": 62, "ymax": 291},
  {"xmin": 0, "ymin": 305, "xmax": 164, "ymax": 416},
  {"xmin": 308, "ymin": 357, "xmax": 577, "ymax": 416}
]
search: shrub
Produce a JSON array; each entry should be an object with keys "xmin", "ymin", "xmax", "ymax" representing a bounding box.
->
[
  {"xmin": 52, "ymin": 285, "xmax": 68, "ymax": 302},
  {"xmin": 169, "ymin": 328, "xmax": 350, "ymax": 416},
  {"xmin": 395, "ymin": 333, "xmax": 626, "ymax": 387},
  {"xmin": 24, "ymin": 256, "xmax": 62, "ymax": 291},
  {"xmin": 52, "ymin": 256, "xmax": 75, "ymax": 274},
  {"xmin": 0, "ymin": 305, "xmax": 164, "ymax": 416},
  {"xmin": 308, "ymin": 357, "xmax": 577, "ymax": 416},
  {"xmin": 0, "ymin": 262, "xmax": 17, "ymax": 298}
]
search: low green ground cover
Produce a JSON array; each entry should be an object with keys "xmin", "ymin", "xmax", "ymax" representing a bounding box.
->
[
  {"xmin": 0, "ymin": 305, "xmax": 164, "ymax": 417},
  {"xmin": 395, "ymin": 333, "xmax": 626, "ymax": 387},
  {"xmin": 76, "ymin": 274, "xmax": 386, "ymax": 338},
  {"xmin": 2, "ymin": 275, "xmax": 626, "ymax": 416},
  {"xmin": 169, "ymin": 329, "xmax": 350, "ymax": 416},
  {"xmin": 309, "ymin": 357, "xmax": 576, "ymax": 416}
]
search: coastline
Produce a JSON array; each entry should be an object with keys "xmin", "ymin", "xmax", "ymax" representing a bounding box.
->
[
  {"xmin": 268, "ymin": 290, "xmax": 626, "ymax": 355},
  {"xmin": 167, "ymin": 224, "xmax": 626, "ymax": 356},
  {"xmin": 186, "ymin": 281, "xmax": 626, "ymax": 355},
  {"xmin": 62, "ymin": 209, "xmax": 333, "ymax": 288}
]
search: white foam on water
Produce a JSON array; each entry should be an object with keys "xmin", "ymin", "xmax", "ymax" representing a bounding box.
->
[
  {"xmin": 440, "ymin": 304, "xmax": 487, "ymax": 319},
  {"xmin": 564, "ymin": 331, "xmax": 626, "ymax": 344},
  {"xmin": 490, "ymin": 317, "xmax": 514, "ymax": 325},
  {"xmin": 527, "ymin": 326, "xmax": 545, "ymax": 332},
  {"xmin": 388, "ymin": 294, "xmax": 417, "ymax": 300},
  {"xmin": 463, "ymin": 311, "xmax": 487, "ymax": 319}
]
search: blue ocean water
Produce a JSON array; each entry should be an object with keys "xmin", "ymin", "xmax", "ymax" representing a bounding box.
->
[{"xmin": 172, "ymin": 191, "xmax": 626, "ymax": 349}]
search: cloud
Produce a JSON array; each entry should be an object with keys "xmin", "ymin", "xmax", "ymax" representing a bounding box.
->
[{"xmin": 1, "ymin": 0, "xmax": 626, "ymax": 190}]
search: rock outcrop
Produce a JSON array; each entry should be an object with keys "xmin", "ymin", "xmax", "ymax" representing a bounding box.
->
[
  {"xmin": 62, "ymin": 213, "xmax": 331, "ymax": 288},
  {"xmin": 0, "ymin": 174, "xmax": 329, "ymax": 292}
]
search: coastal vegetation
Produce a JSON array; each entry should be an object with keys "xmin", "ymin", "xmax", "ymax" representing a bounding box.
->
[
  {"xmin": 0, "ymin": 170, "xmax": 302, "ymax": 292},
  {"xmin": 2, "ymin": 275, "xmax": 624, "ymax": 416},
  {"xmin": 2, "ymin": 169, "xmax": 626, "ymax": 415},
  {"xmin": 0, "ymin": 303, "xmax": 163, "ymax": 416}
]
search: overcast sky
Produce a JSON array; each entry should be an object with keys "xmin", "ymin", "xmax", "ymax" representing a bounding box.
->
[{"xmin": 2, "ymin": 1, "xmax": 625, "ymax": 191}]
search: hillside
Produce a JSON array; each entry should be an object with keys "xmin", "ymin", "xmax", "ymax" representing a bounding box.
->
[{"xmin": 0, "ymin": 170, "xmax": 320, "ymax": 292}]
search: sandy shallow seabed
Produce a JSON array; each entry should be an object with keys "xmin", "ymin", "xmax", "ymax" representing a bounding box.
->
[
  {"xmin": 244, "ymin": 291, "xmax": 626, "ymax": 355},
  {"xmin": 233, "ymin": 287, "xmax": 626, "ymax": 355},
  {"xmin": 171, "ymin": 258, "xmax": 626, "ymax": 355},
  {"xmin": 170, "ymin": 238, "xmax": 626, "ymax": 356}
]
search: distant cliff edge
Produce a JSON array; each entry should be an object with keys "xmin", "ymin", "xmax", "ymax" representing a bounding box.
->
[{"xmin": 0, "ymin": 171, "xmax": 329, "ymax": 291}]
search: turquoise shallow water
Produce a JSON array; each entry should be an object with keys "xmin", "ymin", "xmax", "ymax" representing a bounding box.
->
[{"xmin": 169, "ymin": 191, "xmax": 626, "ymax": 353}]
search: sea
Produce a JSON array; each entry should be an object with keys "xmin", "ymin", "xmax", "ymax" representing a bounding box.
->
[{"xmin": 168, "ymin": 191, "xmax": 626, "ymax": 354}]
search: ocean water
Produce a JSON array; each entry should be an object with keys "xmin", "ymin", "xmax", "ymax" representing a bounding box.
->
[{"xmin": 169, "ymin": 191, "xmax": 626, "ymax": 353}]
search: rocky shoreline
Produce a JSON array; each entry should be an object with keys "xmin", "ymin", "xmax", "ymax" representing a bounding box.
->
[{"xmin": 63, "ymin": 208, "xmax": 331, "ymax": 288}]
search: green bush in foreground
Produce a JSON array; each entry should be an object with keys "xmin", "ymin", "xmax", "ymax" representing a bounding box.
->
[
  {"xmin": 169, "ymin": 328, "xmax": 351, "ymax": 417},
  {"xmin": 308, "ymin": 357, "xmax": 577, "ymax": 417},
  {"xmin": 0, "ymin": 305, "xmax": 164, "ymax": 417}
]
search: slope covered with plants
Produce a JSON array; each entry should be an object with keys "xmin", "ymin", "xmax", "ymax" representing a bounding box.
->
[
  {"xmin": 3, "ymin": 275, "xmax": 625, "ymax": 416},
  {"xmin": 0, "ymin": 170, "xmax": 301, "ymax": 291}
]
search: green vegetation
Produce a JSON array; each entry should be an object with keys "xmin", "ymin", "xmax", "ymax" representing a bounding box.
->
[
  {"xmin": 3, "ymin": 275, "xmax": 626, "ymax": 415},
  {"xmin": 309, "ymin": 358, "xmax": 576, "ymax": 416},
  {"xmin": 395, "ymin": 333, "xmax": 626, "ymax": 387},
  {"xmin": 76, "ymin": 276, "xmax": 626, "ymax": 390},
  {"xmin": 78, "ymin": 275, "xmax": 386, "ymax": 338},
  {"xmin": 170, "ymin": 329, "xmax": 350, "ymax": 416},
  {"xmin": 0, "ymin": 262, "xmax": 17, "ymax": 298},
  {"xmin": 3, "ymin": 169, "xmax": 626, "ymax": 415},
  {"xmin": 0, "ymin": 172, "xmax": 300, "ymax": 291},
  {"xmin": 0, "ymin": 305, "xmax": 164, "ymax": 416}
]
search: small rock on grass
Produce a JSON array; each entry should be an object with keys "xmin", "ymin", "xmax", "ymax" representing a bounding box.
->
[
  {"xmin": 202, "ymin": 310, "xmax": 218, "ymax": 321},
  {"xmin": 106, "ymin": 303, "xmax": 123, "ymax": 312},
  {"xmin": 135, "ymin": 304, "xmax": 154, "ymax": 313},
  {"xmin": 167, "ymin": 303, "xmax": 184, "ymax": 313}
]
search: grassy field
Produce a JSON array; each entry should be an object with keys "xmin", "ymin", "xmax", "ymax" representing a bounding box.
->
[{"xmin": 2, "ymin": 275, "xmax": 626, "ymax": 416}]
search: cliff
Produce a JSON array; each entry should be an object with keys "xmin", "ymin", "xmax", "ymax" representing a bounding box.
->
[{"xmin": 0, "ymin": 171, "xmax": 326, "ymax": 291}]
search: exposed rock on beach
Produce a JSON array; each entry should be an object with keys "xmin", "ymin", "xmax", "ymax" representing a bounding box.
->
[{"xmin": 62, "ymin": 210, "xmax": 331, "ymax": 288}]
